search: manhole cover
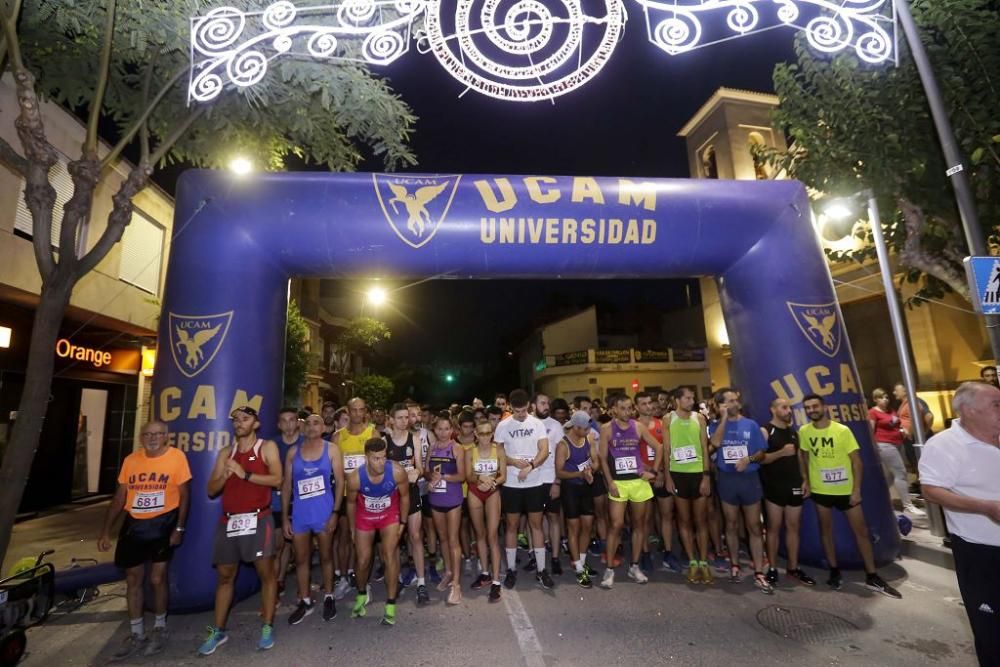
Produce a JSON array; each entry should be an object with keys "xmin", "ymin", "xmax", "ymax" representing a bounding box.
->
[{"xmin": 757, "ymin": 606, "xmax": 859, "ymax": 644}]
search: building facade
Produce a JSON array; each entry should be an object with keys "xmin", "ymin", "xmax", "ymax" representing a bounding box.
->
[{"xmin": 0, "ymin": 76, "xmax": 173, "ymax": 511}]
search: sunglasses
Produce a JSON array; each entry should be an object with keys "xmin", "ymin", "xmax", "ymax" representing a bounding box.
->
[{"xmin": 231, "ymin": 406, "xmax": 259, "ymax": 419}]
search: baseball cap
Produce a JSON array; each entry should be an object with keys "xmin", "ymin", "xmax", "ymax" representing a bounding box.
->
[
  {"xmin": 230, "ymin": 406, "xmax": 259, "ymax": 419},
  {"xmin": 567, "ymin": 411, "xmax": 591, "ymax": 429}
]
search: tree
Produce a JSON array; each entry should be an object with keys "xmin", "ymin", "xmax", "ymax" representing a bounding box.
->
[
  {"xmin": 335, "ymin": 316, "xmax": 392, "ymax": 356},
  {"xmin": 0, "ymin": 0, "xmax": 416, "ymax": 568},
  {"xmin": 755, "ymin": 0, "xmax": 998, "ymax": 306},
  {"xmin": 353, "ymin": 374, "xmax": 394, "ymax": 410},
  {"xmin": 283, "ymin": 299, "xmax": 310, "ymax": 405}
]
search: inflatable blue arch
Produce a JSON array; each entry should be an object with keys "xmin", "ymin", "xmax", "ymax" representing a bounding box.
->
[{"xmin": 152, "ymin": 171, "xmax": 900, "ymax": 611}]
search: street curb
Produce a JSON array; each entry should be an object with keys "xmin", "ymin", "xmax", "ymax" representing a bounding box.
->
[{"xmin": 901, "ymin": 537, "xmax": 954, "ymax": 571}]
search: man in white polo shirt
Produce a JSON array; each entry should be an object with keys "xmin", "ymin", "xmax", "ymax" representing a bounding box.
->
[{"xmin": 919, "ymin": 381, "xmax": 1000, "ymax": 666}]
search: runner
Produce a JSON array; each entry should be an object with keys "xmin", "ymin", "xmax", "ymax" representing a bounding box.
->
[
  {"xmin": 799, "ymin": 394, "xmax": 902, "ymax": 598},
  {"xmin": 384, "ymin": 403, "xmax": 430, "ymax": 605},
  {"xmin": 599, "ymin": 394, "xmax": 663, "ymax": 589},
  {"xmin": 555, "ymin": 411, "xmax": 599, "ymax": 588},
  {"xmin": 635, "ymin": 391, "xmax": 678, "ymax": 574},
  {"xmin": 321, "ymin": 401, "xmax": 338, "ymax": 439},
  {"xmin": 760, "ymin": 398, "xmax": 815, "ymax": 587},
  {"xmin": 466, "ymin": 420, "xmax": 507, "ymax": 602},
  {"xmin": 427, "ymin": 415, "xmax": 467, "ymax": 604},
  {"xmin": 199, "ymin": 407, "xmax": 283, "ymax": 655},
  {"xmin": 332, "ymin": 397, "xmax": 375, "ymax": 599},
  {"xmin": 497, "ymin": 389, "xmax": 554, "ymax": 590},
  {"xmin": 455, "ymin": 411, "xmax": 478, "ymax": 577},
  {"xmin": 273, "ymin": 407, "xmax": 303, "ymax": 597},
  {"xmin": 282, "ymin": 413, "xmax": 344, "ymax": 624},
  {"xmin": 708, "ymin": 388, "xmax": 772, "ymax": 594},
  {"xmin": 99, "ymin": 421, "xmax": 191, "ymax": 660},
  {"xmin": 532, "ymin": 393, "xmax": 566, "ymax": 576},
  {"xmin": 346, "ymin": 438, "xmax": 410, "ymax": 625},
  {"xmin": 664, "ymin": 386, "xmax": 713, "ymax": 584}
]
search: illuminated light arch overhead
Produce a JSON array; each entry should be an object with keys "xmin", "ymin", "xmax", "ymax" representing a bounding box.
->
[{"xmin": 189, "ymin": 0, "xmax": 895, "ymax": 102}]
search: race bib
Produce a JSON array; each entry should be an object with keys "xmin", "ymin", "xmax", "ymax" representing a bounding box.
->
[
  {"xmin": 226, "ymin": 512, "xmax": 257, "ymax": 537},
  {"xmin": 344, "ymin": 454, "xmax": 365, "ymax": 472},
  {"xmin": 722, "ymin": 445, "xmax": 748, "ymax": 464},
  {"xmin": 614, "ymin": 456, "xmax": 638, "ymax": 473},
  {"xmin": 431, "ymin": 478, "xmax": 447, "ymax": 493},
  {"xmin": 131, "ymin": 490, "xmax": 165, "ymax": 515},
  {"xmin": 646, "ymin": 444, "xmax": 656, "ymax": 461},
  {"xmin": 820, "ymin": 466, "xmax": 849, "ymax": 485},
  {"xmin": 473, "ymin": 459, "xmax": 498, "ymax": 474},
  {"xmin": 364, "ymin": 495, "xmax": 391, "ymax": 512},
  {"xmin": 576, "ymin": 459, "xmax": 592, "ymax": 472},
  {"xmin": 673, "ymin": 446, "xmax": 697, "ymax": 463},
  {"xmin": 297, "ymin": 475, "xmax": 325, "ymax": 499}
]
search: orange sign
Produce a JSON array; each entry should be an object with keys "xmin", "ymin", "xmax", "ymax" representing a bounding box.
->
[{"xmin": 55, "ymin": 338, "xmax": 140, "ymax": 374}]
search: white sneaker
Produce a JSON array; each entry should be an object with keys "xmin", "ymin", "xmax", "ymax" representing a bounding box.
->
[
  {"xmin": 333, "ymin": 576, "xmax": 351, "ymax": 600},
  {"xmin": 600, "ymin": 569, "xmax": 615, "ymax": 589},
  {"xmin": 627, "ymin": 564, "xmax": 649, "ymax": 584},
  {"xmin": 905, "ymin": 504, "xmax": 926, "ymax": 517}
]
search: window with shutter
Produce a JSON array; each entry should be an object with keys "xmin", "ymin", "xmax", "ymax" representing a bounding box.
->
[
  {"xmin": 118, "ymin": 209, "xmax": 164, "ymax": 295},
  {"xmin": 14, "ymin": 160, "xmax": 74, "ymax": 246}
]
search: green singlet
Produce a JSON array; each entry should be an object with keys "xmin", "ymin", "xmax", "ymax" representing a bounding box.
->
[{"xmin": 667, "ymin": 412, "xmax": 704, "ymax": 474}]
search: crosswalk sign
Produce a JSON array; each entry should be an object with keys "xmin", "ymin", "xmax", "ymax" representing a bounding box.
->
[{"xmin": 964, "ymin": 256, "xmax": 1000, "ymax": 314}]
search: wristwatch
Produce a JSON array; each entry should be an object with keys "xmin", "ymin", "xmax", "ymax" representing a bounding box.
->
[
  {"xmin": 244, "ymin": 470, "xmax": 252, "ymax": 481},
  {"xmin": 175, "ymin": 526, "xmax": 186, "ymax": 532}
]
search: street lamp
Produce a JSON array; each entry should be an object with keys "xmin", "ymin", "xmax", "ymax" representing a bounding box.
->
[
  {"xmin": 229, "ymin": 156, "xmax": 252, "ymax": 175},
  {"xmin": 366, "ymin": 286, "xmax": 387, "ymax": 308},
  {"xmin": 822, "ymin": 190, "xmax": 926, "ymax": 446}
]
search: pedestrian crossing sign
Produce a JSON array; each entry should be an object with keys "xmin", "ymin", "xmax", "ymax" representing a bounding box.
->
[{"xmin": 964, "ymin": 256, "xmax": 1000, "ymax": 314}]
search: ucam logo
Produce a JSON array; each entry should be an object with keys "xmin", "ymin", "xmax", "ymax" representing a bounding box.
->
[
  {"xmin": 168, "ymin": 312, "xmax": 233, "ymax": 378},
  {"xmin": 373, "ymin": 174, "xmax": 462, "ymax": 249},
  {"xmin": 786, "ymin": 302, "xmax": 843, "ymax": 358}
]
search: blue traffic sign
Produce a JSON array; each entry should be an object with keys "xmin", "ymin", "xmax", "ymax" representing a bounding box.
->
[{"xmin": 964, "ymin": 256, "xmax": 1000, "ymax": 314}]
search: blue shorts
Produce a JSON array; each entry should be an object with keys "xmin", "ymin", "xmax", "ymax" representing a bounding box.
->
[
  {"xmin": 716, "ymin": 471, "xmax": 763, "ymax": 507},
  {"xmin": 292, "ymin": 514, "xmax": 331, "ymax": 535}
]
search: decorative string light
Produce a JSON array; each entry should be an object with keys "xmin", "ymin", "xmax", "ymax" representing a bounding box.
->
[{"xmin": 188, "ymin": 0, "xmax": 896, "ymax": 104}]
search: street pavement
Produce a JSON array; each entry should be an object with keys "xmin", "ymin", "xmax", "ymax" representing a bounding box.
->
[{"xmin": 16, "ymin": 543, "xmax": 976, "ymax": 666}]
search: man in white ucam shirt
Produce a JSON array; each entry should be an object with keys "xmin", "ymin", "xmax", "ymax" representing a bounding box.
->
[
  {"xmin": 919, "ymin": 381, "xmax": 1000, "ymax": 666},
  {"xmin": 531, "ymin": 392, "xmax": 566, "ymax": 576},
  {"xmin": 497, "ymin": 389, "xmax": 553, "ymax": 591}
]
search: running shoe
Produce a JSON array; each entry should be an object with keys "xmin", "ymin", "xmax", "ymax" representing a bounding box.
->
[
  {"xmin": 765, "ymin": 567, "xmax": 779, "ymax": 585},
  {"xmin": 551, "ymin": 558, "xmax": 563, "ymax": 576},
  {"xmin": 416, "ymin": 584, "xmax": 430, "ymax": 606},
  {"xmin": 400, "ymin": 567, "xmax": 417, "ymax": 588},
  {"xmin": 753, "ymin": 572, "xmax": 774, "ymax": 595},
  {"xmin": 257, "ymin": 624, "xmax": 275, "ymax": 651},
  {"xmin": 427, "ymin": 563, "xmax": 442, "ymax": 585},
  {"xmin": 503, "ymin": 568, "xmax": 517, "ymax": 590},
  {"xmin": 364, "ymin": 584, "xmax": 373, "ymax": 606},
  {"xmin": 698, "ymin": 561, "xmax": 714, "ymax": 585},
  {"xmin": 600, "ymin": 569, "xmax": 615, "ymax": 590},
  {"xmin": 786, "ymin": 568, "xmax": 816, "ymax": 586},
  {"xmin": 197, "ymin": 627, "xmax": 228, "ymax": 656},
  {"xmin": 728, "ymin": 566, "xmax": 743, "ymax": 583},
  {"xmin": 381, "ymin": 603, "xmax": 397, "ymax": 626},
  {"xmin": 600, "ymin": 552, "xmax": 623, "ymax": 567},
  {"xmin": 351, "ymin": 594, "xmax": 367, "ymax": 618},
  {"xmin": 517, "ymin": 533, "xmax": 529, "ymax": 550},
  {"xmin": 583, "ymin": 563, "xmax": 596, "ymax": 577},
  {"xmin": 827, "ymin": 568, "xmax": 843, "ymax": 591},
  {"xmin": 373, "ymin": 563, "xmax": 385, "ymax": 583},
  {"xmin": 524, "ymin": 553, "xmax": 537, "ymax": 572},
  {"xmin": 865, "ymin": 573, "xmax": 902, "ymax": 599},
  {"xmin": 536, "ymin": 569, "xmax": 554, "ymax": 590},
  {"xmin": 288, "ymin": 598, "xmax": 315, "ymax": 625},
  {"xmin": 561, "ymin": 537, "xmax": 570, "ymax": 556},
  {"xmin": 639, "ymin": 551, "xmax": 653, "ymax": 573},
  {"xmin": 348, "ymin": 571, "xmax": 358, "ymax": 590},
  {"xmin": 112, "ymin": 633, "xmax": 147, "ymax": 661},
  {"xmin": 471, "ymin": 573, "xmax": 491, "ymax": 591},
  {"xmin": 588, "ymin": 539, "xmax": 604, "ymax": 556},
  {"xmin": 333, "ymin": 575, "xmax": 351, "ymax": 600},
  {"xmin": 686, "ymin": 560, "xmax": 702, "ymax": 584},
  {"xmin": 322, "ymin": 596, "xmax": 337, "ymax": 621},
  {"xmin": 627, "ymin": 564, "xmax": 649, "ymax": 584},
  {"xmin": 662, "ymin": 551, "xmax": 683, "ymax": 573},
  {"xmin": 710, "ymin": 555, "xmax": 729, "ymax": 573},
  {"xmin": 488, "ymin": 583, "xmax": 502, "ymax": 602},
  {"xmin": 576, "ymin": 570, "xmax": 593, "ymax": 588},
  {"xmin": 142, "ymin": 627, "xmax": 167, "ymax": 657},
  {"xmin": 904, "ymin": 503, "xmax": 927, "ymax": 517}
]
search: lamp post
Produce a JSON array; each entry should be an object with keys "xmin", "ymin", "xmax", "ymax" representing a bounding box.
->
[{"xmin": 823, "ymin": 190, "xmax": 926, "ymax": 446}]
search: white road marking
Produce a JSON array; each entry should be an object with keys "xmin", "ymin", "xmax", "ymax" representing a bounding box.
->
[{"xmin": 503, "ymin": 589, "xmax": 546, "ymax": 667}]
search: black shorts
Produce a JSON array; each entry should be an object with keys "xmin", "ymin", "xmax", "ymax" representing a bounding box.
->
[
  {"xmin": 541, "ymin": 483, "xmax": 561, "ymax": 514},
  {"xmin": 213, "ymin": 511, "xmax": 276, "ymax": 565},
  {"xmin": 421, "ymin": 495, "xmax": 433, "ymax": 518},
  {"xmin": 764, "ymin": 485, "xmax": 805, "ymax": 508},
  {"xmin": 590, "ymin": 472, "xmax": 608, "ymax": 498},
  {"xmin": 501, "ymin": 485, "xmax": 546, "ymax": 515},
  {"xmin": 561, "ymin": 483, "xmax": 595, "ymax": 519},
  {"xmin": 672, "ymin": 472, "xmax": 704, "ymax": 500},
  {"xmin": 811, "ymin": 493, "xmax": 855, "ymax": 512},
  {"xmin": 407, "ymin": 484, "xmax": 422, "ymax": 516},
  {"xmin": 114, "ymin": 511, "xmax": 178, "ymax": 570},
  {"xmin": 653, "ymin": 483, "xmax": 672, "ymax": 499}
]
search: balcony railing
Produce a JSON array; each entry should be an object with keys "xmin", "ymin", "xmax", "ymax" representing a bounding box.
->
[{"xmin": 542, "ymin": 347, "xmax": 706, "ymax": 370}]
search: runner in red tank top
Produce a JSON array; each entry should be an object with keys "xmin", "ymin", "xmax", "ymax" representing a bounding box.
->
[{"xmin": 200, "ymin": 406, "xmax": 283, "ymax": 656}]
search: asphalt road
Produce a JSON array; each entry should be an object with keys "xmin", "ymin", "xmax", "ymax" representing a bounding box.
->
[{"xmin": 24, "ymin": 550, "xmax": 976, "ymax": 666}]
